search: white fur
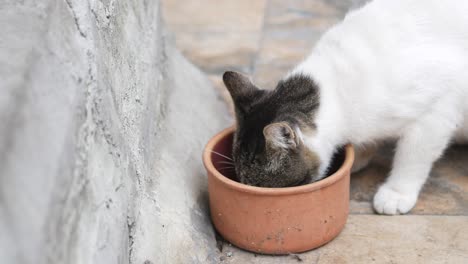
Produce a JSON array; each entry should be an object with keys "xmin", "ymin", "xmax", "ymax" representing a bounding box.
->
[{"xmin": 289, "ymin": 0, "xmax": 468, "ymax": 215}]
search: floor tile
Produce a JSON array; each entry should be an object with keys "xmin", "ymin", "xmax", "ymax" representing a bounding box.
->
[
  {"xmin": 219, "ymin": 215, "xmax": 468, "ymax": 264},
  {"xmin": 350, "ymin": 144, "xmax": 468, "ymax": 215},
  {"xmin": 162, "ymin": 0, "xmax": 267, "ymax": 73}
]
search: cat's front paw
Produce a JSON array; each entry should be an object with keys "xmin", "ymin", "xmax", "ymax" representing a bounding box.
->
[{"xmin": 373, "ymin": 184, "xmax": 417, "ymax": 215}]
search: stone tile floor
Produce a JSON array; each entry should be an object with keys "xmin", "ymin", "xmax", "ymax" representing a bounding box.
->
[{"xmin": 162, "ymin": 1, "xmax": 468, "ymax": 263}]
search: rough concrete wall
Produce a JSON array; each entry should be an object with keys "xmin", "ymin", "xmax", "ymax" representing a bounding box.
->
[{"xmin": 0, "ymin": 0, "xmax": 229, "ymax": 263}]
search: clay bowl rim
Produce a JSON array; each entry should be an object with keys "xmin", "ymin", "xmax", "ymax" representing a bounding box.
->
[{"xmin": 203, "ymin": 126, "xmax": 355, "ymax": 196}]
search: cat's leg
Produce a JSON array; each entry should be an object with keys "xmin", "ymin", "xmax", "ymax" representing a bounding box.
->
[
  {"xmin": 373, "ymin": 113, "xmax": 459, "ymax": 215},
  {"xmin": 351, "ymin": 144, "xmax": 378, "ymax": 173}
]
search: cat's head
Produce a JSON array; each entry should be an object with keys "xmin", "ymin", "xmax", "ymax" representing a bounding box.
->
[{"xmin": 223, "ymin": 71, "xmax": 321, "ymax": 187}]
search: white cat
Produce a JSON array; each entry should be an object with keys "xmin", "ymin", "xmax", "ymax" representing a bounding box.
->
[
  {"xmin": 290, "ymin": 0, "xmax": 468, "ymax": 214},
  {"xmin": 223, "ymin": 0, "xmax": 468, "ymax": 215}
]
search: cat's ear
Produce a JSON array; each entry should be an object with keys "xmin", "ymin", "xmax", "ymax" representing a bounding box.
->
[
  {"xmin": 263, "ymin": 122, "xmax": 299, "ymax": 152},
  {"xmin": 223, "ymin": 71, "xmax": 258, "ymax": 104}
]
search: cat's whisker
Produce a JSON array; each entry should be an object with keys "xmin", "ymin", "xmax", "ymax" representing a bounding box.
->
[
  {"xmin": 209, "ymin": 150, "xmax": 233, "ymax": 161},
  {"xmin": 218, "ymin": 165, "xmax": 235, "ymax": 169},
  {"xmin": 218, "ymin": 166, "xmax": 235, "ymax": 171},
  {"xmin": 217, "ymin": 160, "xmax": 234, "ymax": 165}
]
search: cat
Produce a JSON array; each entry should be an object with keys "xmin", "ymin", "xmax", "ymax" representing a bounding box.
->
[{"xmin": 222, "ymin": 0, "xmax": 468, "ymax": 215}]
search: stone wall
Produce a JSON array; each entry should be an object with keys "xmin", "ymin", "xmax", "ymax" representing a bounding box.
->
[{"xmin": 0, "ymin": 0, "xmax": 230, "ymax": 263}]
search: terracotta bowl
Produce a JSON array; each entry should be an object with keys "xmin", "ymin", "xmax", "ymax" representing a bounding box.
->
[{"xmin": 203, "ymin": 126, "xmax": 354, "ymax": 254}]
